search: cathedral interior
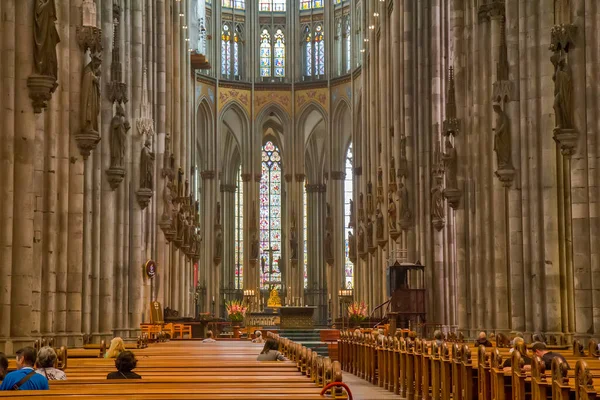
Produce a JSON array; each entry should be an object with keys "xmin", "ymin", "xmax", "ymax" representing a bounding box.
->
[{"xmin": 0, "ymin": 0, "xmax": 599, "ymax": 353}]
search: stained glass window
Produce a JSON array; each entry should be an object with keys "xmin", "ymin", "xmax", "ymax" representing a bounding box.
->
[
  {"xmin": 260, "ymin": 141, "xmax": 283, "ymax": 290},
  {"xmin": 259, "ymin": 0, "xmax": 286, "ymax": 12},
  {"xmin": 303, "ymin": 184, "xmax": 308, "ymax": 289},
  {"xmin": 315, "ymin": 25, "xmax": 325, "ymax": 75},
  {"xmin": 233, "ymin": 31, "xmax": 240, "ymax": 76},
  {"xmin": 300, "ymin": 0, "xmax": 323, "ymax": 9},
  {"xmin": 344, "ymin": 17, "xmax": 351, "ymax": 73},
  {"xmin": 304, "ymin": 28, "xmax": 312, "ymax": 76},
  {"xmin": 344, "ymin": 143, "xmax": 354, "ymax": 289},
  {"xmin": 274, "ymin": 29, "xmax": 285, "ymax": 77},
  {"xmin": 221, "ymin": 24, "xmax": 231, "ymax": 76},
  {"xmin": 260, "ymin": 29, "xmax": 271, "ymax": 77},
  {"xmin": 235, "ymin": 167, "xmax": 244, "ymax": 289}
]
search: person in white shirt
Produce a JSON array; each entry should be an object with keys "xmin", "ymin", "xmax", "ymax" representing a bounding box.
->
[{"xmin": 202, "ymin": 330, "xmax": 217, "ymax": 343}]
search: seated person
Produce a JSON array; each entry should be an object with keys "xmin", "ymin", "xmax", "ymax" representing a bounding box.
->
[
  {"xmin": 532, "ymin": 342, "xmax": 570, "ymax": 370},
  {"xmin": 0, "ymin": 353, "xmax": 8, "ymax": 381},
  {"xmin": 476, "ymin": 331, "xmax": 493, "ymax": 347},
  {"xmin": 202, "ymin": 330, "xmax": 217, "ymax": 343},
  {"xmin": 107, "ymin": 351, "xmax": 141, "ymax": 380},
  {"xmin": 433, "ymin": 330, "xmax": 444, "ymax": 347},
  {"xmin": 0, "ymin": 347, "xmax": 49, "ymax": 391},
  {"xmin": 257, "ymin": 338, "xmax": 288, "ymax": 361},
  {"xmin": 502, "ymin": 338, "xmax": 531, "ymax": 371},
  {"xmin": 252, "ymin": 330, "xmax": 264, "ymax": 344},
  {"xmin": 105, "ymin": 337, "xmax": 126, "ymax": 359},
  {"xmin": 35, "ymin": 346, "xmax": 66, "ymax": 380}
]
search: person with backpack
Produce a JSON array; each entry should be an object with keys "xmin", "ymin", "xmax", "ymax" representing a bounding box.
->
[{"xmin": 0, "ymin": 347, "xmax": 49, "ymax": 390}]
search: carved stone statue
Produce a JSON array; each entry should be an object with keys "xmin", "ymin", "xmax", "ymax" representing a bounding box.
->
[
  {"xmin": 162, "ymin": 178, "xmax": 173, "ymax": 221},
  {"xmin": 358, "ymin": 193, "xmax": 365, "ymax": 222},
  {"xmin": 348, "ymin": 231, "xmax": 356, "ymax": 259},
  {"xmin": 552, "ymin": 51, "xmax": 574, "ymax": 130},
  {"xmin": 110, "ymin": 104, "xmax": 129, "ymax": 167},
  {"xmin": 140, "ymin": 139, "xmax": 155, "ymax": 189},
  {"xmin": 431, "ymin": 178, "xmax": 445, "ymax": 221},
  {"xmin": 215, "ymin": 227, "xmax": 223, "ymax": 259},
  {"xmin": 176, "ymin": 208, "xmax": 185, "ymax": 240},
  {"xmin": 492, "ymin": 102, "xmax": 513, "ymax": 170},
  {"xmin": 324, "ymin": 230, "xmax": 334, "ymax": 263},
  {"xmin": 34, "ymin": 0, "xmax": 60, "ymax": 79},
  {"xmin": 183, "ymin": 215, "xmax": 192, "ymax": 248},
  {"xmin": 398, "ymin": 135, "xmax": 409, "ymax": 179},
  {"xmin": 377, "ymin": 167, "xmax": 384, "ymax": 201},
  {"xmin": 442, "ymin": 137, "xmax": 458, "ymax": 188},
  {"xmin": 366, "ymin": 216, "xmax": 374, "ymax": 248},
  {"xmin": 357, "ymin": 224, "xmax": 365, "ymax": 253},
  {"xmin": 348, "ymin": 199, "xmax": 355, "ymax": 228},
  {"xmin": 289, "ymin": 229, "xmax": 298, "ymax": 260},
  {"xmin": 388, "ymin": 192, "xmax": 397, "ymax": 230},
  {"xmin": 81, "ymin": 53, "xmax": 102, "ymax": 134},
  {"xmin": 250, "ymin": 231, "xmax": 259, "ymax": 260},
  {"xmin": 375, "ymin": 206, "xmax": 384, "ymax": 240}
]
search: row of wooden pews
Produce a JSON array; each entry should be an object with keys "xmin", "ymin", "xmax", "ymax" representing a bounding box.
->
[
  {"xmin": 338, "ymin": 330, "xmax": 600, "ymax": 400},
  {"xmin": 1, "ymin": 335, "xmax": 347, "ymax": 399}
]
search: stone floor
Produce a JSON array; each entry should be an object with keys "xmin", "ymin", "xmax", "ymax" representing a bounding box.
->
[{"xmin": 341, "ymin": 372, "xmax": 403, "ymax": 400}]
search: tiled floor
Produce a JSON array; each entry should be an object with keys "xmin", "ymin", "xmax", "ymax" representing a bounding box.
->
[{"xmin": 341, "ymin": 372, "xmax": 404, "ymax": 400}]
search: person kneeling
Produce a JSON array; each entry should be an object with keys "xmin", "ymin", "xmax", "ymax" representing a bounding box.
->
[
  {"xmin": 107, "ymin": 351, "xmax": 141, "ymax": 380},
  {"xmin": 257, "ymin": 338, "xmax": 288, "ymax": 361}
]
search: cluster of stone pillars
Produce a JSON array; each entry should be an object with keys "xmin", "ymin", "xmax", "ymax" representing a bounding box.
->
[
  {"xmin": 0, "ymin": 0, "xmax": 197, "ymax": 353},
  {"xmin": 356, "ymin": 0, "xmax": 600, "ymax": 339}
]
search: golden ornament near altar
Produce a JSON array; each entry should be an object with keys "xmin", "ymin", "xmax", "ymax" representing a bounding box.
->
[{"xmin": 267, "ymin": 288, "xmax": 282, "ymax": 308}]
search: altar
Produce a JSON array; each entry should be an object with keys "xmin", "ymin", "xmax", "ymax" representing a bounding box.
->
[{"xmin": 279, "ymin": 306, "xmax": 316, "ymax": 329}]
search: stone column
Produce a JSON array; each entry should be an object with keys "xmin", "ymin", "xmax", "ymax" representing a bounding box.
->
[{"xmin": 11, "ymin": 0, "xmax": 36, "ymax": 343}]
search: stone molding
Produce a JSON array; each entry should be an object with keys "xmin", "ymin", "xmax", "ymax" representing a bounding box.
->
[
  {"xmin": 305, "ymin": 183, "xmax": 327, "ymax": 193},
  {"xmin": 330, "ymin": 171, "xmax": 345, "ymax": 180},
  {"xmin": 220, "ymin": 184, "xmax": 236, "ymax": 193},
  {"xmin": 200, "ymin": 170, "xmax": 215, "ymax": 180}
]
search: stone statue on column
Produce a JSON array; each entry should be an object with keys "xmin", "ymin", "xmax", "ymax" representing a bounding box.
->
[
  {"xmin": 431, "ymin": 175, "xmax": 445, "ymax": 231},
  {"xmin": 250, "ymin": 230, "xmax": 259, "ymax": 261},
  {"xmin": 33, "ymin": 0, "xmax": 60, "ymax": 80},
  {"xmin": 388, "ymin": 191, "xmax": 397, "ymax": 231},
  {"xmin": 162, "ymin": 178, "xmax": 173, "ymax": 223},
  {"xmin": 366, "ymin": 216, "xmax": 374, "ymax": 250},
  {"xmin": 442, "ymin": 137, "xmax": 458, "ymax": 189},
  {"xmin": 290, "ymin": 209, "xmax": 298, "ymax": 261},
  {"xmin": 215, "ymin": 202, "xmax": 221, "ymax": 226},
  {"xmin": 398, "ymin": 182, "xmax": 412, "ymax": 230},
  {"xmin": 140, "ymin": 139, "xmax": 155, "ymax": 189},
  {"xmin": 175, "ymin": 207, "xmax": 185, "ymax": 246},
  {"xmin": 324, "ymin": 203, "xmax": 334, "ymax": 265},
  {"xmin": 215, "ymin": 228, "xmax": 223, "ymax": 259},
  {"xmin": 551, "ymin": 51, "xmax": 574, "ymax": 130},
  {"xmin": 397, "ymin": 135, "xmax": 409, "ymax": 179},
  {"xmin": 492, "ymin": 102, "xmax": 513, "ymax": 171},
  {"xmin": 110, "ymin": 104, "xmax": 129, "ymax": 168},
  {"xmin": 348, "ymin": 231, "xmax": 356, "ymax": 262},
  {"xmin": 375, "ymin": 205, "xmax": 384, "ymax": 241},
  {"xmin": 81, "ymin": 53, "xmax": 102, "ymax": 134}
]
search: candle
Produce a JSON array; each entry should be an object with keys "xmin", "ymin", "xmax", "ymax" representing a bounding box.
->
[
  {"xmin": 212, "ymin": 296, "xmax": 215, "ymax": 302},
  {"xmin": 329, "ymin": 293, "xmax": 332, "ymax": 301}
]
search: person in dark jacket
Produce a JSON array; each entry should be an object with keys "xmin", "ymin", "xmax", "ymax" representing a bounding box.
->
[
  {"xmin": 532, "ymin": 342, "xmax": 570, "ymax": 370},
  {"xmin": 107, "ymin": 351, "xmax": 142, "ymax": 380},
  {"xmin": 257, "ymin": 338, "xmax": 288, "ymax": 361},
  {"xmin": 476, "ymin": 331, "xmax": 493, "ymax": 347}
]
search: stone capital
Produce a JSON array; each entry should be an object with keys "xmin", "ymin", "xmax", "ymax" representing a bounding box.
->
[
  {"xmin": 200, "ymin": 170, "xmax": 215, "ymax": 180},
  {"xmin": 254, "ymin": 173, "xmax": 262, "ymax": 182},
  {"xmin": 220, "ymin": 184, "xmax": 237, "ymax": 193},
  {"xmin": 284, "ymin": 173, "xmax": 292, "ymax": 182},
  {"xmin": 330, "ymin": 171, "xmax": 345, "ymax": 180},
  {"xmin": 295, "ymin": 173, "xmax": 306, "ymax": 182},
  {"xmin": 305, "ymin": 183, "xmax": 327, "ymax": 193},
  {"xmin": 353, "ymin": 166, "xmax": 363, "ymax": 176},
  {"xmin": 241, "ymin": 173, "xmax": 252, "ymax": 182}
]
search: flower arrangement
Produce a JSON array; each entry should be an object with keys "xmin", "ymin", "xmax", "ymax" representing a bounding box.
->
[
  {"xmin": 226, "ymin": 300, "xmax": 248, "ymax": 323},
  {"xmin": 347, "ymin": 301, "xmax": 368, "ymax": 326}
]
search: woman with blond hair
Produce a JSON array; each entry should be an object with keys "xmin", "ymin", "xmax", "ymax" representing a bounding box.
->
[{"xmin": 104, "ymin": 337, "xmax": 126, "ymax": 359}]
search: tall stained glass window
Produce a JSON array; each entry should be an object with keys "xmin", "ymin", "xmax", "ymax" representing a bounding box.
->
[
  {"xmin": 304, "ymin": 28, "xmax": 312, "ymax": 76},
  {"xmin": 274, "ymin": 29, "xmax": 285, "ymax": 77},
  {"xmin": 315, "ymin": 25, "xmax": 325, "ymax": 75},
  {"xmin": 259, "ymin": 141, "xmax": 282, "ymax": 289},
  {"xmin": 260, "ymin": 29, "xmax": 271, "ymax": 77},
  {"xmin": 221, "ymin": 24, "xmax": 231, "ymax": 76},
  {"xmin": 344, "ymin": 17, "xmax": 351, "ymax": 73},
  {"xmin": 303, "ymin": 184, "xmax": 308, "ymax": 289},
  {"xmin": 344, "ymin": 143, "xmax": 354, "ymax": 289},
  {"xmin": 300, "ymin": 0, "xmax": 323, "ymax": 9},
  {"xmin": 235, "ymin": 167, "xmax": 244, "ymax": 289}
]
